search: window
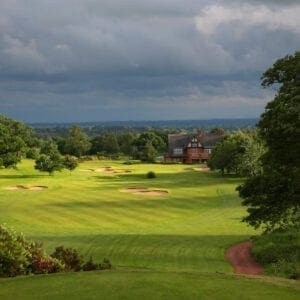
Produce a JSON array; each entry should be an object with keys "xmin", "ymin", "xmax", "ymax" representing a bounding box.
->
[
  {"xmin": 191, "ymin": 148, "xmax": 198, "ymax": 154},
  {"xmin": 204, "ymin": 148, "xmax": 212, "ymax": 154},
  {"xmin": 173, "ymin": 148, "xmax": 183, "ymax": 155}
]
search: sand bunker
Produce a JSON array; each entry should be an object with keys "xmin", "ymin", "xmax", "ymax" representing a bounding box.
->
[
  {"xmin": 120, "ymin": 187, "xmax": 168, "ymax": 196},
  {"xmin": 5, "ymin": 185, "xmax": 48, "ymax": 191},
  {"xmin": 80, "ymin": 166, "xmax": 131, "ymax": 174},
  {"xmin": 95, "ymin": 167, "xmax": 131, "ymax": 174}
]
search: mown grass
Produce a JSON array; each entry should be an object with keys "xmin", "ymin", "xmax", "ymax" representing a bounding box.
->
[
  {"xmin": 0, "ymin": 270, "xmax": 299, "ymax": 300},
  {"xmin": 1, "ymin": 159, "xmax": 298, "ymax": 299},
  {"xmin": 0, "ymin": 159, "xmax": 254, "ymax": 273}
]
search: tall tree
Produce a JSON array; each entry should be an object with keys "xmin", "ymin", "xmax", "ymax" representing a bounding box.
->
[
  {"xmin": 102, "ymin": 133, "xmax": 120, "ymax": 154},
  {"xmin": 140, "ymin": 141, "xmax": 157, "ymax": 163},
  {"xmin": 64, "ymin": 126, "xmax": 91, "ymax": 157},
  {"xmin": 238, "ymin": 51, "xmax": 300, "ymax": 232},
  {"xmin": 208, "ymin": 131, "xmax": 248, "ymax": 175},
  {"xmin": 0, "ymin": 115, "xmax": 32, "ymax": 168},
  {"xmin": 119, "ymin": 132, "xmax": 135, "ymax": 156}
]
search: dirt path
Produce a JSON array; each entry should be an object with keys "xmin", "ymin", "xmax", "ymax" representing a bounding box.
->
[{"xmin": 226, "ymin": 241, "xmax": 264, "ymax": 275}]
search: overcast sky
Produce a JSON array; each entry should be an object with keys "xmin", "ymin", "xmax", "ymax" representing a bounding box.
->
[{"xmin": 0, "ymin": 0, "xmax": 299, "ymax": 123}]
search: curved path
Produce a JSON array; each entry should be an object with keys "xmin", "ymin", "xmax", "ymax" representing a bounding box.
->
[{"xmin": 226, "ymin": 241, "xmax": 264, "ymax": 275}]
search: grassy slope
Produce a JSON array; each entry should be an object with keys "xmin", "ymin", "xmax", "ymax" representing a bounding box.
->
[
  {"xmin": 0, "ymin": 159, "xmax": 298, "ymax": 298},
  {"xmin": 0, "ymin": 270, "xmax": 299, "ymax": 300},
  {"xmin": 0, "ymin": 159, "xmax": 253, "ymax": 272}
]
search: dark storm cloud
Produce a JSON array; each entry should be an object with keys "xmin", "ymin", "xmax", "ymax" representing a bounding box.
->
[{"xmin": 0, "ymin": 0, "xmax": 299, "ymax": 122}]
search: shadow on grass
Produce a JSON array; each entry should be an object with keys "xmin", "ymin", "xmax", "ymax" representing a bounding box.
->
[
  {"xmin": 92, "ymin": 171, "xmax": 243, "ymax": 189},
  {"xmin": 32, "ymin": 233, "xmax": 251, "ymax": 272},
  {"xmin": 0, "ymin": 174, "xmax": 48, "ymax": 179},
  {"xmin": 42, "ymin": 190, "xmax": 240, "ymax": 211}
]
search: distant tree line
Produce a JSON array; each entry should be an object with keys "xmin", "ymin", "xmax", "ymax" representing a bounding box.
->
[{"xmin": 0, "ymin": 115, "xmax": 171, "ymax": 173}]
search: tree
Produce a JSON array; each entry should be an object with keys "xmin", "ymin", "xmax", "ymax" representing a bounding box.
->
[
  {"xmin": 89, "ymin": 136, "xmax": 105, "ymax": 155},
  {"xmin": 63, "ymin": 155, "xmax": 78, "ymax": 174},
  {"xmin": 102, "ymin": 133, "xmax": 120, "ymax": 154},
  {"xmin": 208, "ymin": 131, "xmax": 247, "ymax": 175},
  {"xmin": 119, "ymin": 132, "xmax": 135, "ymax": 156},
  {"xmin": 35, "ymin": 139, "xmax": 63, "ymax": 175},
  {"xmin": 238, "ymin": 51, "xmax": 300, "ymax": 232},
  {"xmin": 140, "ymin": 141, "xmax": 157, "ymax": 163},
  {"xmin": 236, "ymin": 131, "xmax": 265, "ymax": 177},
  {"xmin": 0, "ymin": 115, "xmax": 32, "ymax": 168},
  {"xmin": 134, "ymin": 131, "xmax": 166, "ymax": 153},
  {"xmin": 64, "ymin": 126, "xmax": 91, "ymax": 157}
]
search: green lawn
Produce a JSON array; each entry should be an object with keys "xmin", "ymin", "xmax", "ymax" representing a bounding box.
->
[
  {"xmin": 0, "ymin": 159, "xmax": 298, "ymax": 299},
  {"xmin": 0, "ymin": 270, "xmax": 299, "ymax": 300}
]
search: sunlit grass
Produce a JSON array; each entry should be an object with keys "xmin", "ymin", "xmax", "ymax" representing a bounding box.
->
[{"xmin": 0, "ymin": 159, "xmax": 255, "ymax": 272}]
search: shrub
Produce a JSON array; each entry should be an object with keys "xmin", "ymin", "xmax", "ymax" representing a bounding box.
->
[
  {"xmin": 0, "ymin": 225, "xmax": 37, "ymax": 277},
  {"xmin": 99, "ymin": 258, "xmax": 112, "ymax": 270},
  {"xmin": 252, "ymin": 229, "xmax": 300, "ymax": 279},
  {"xmin": 0, "ymin": 225, "xmax": 62, "ymax": 277},
  {"xmin": 146, "ymin": 171, "xmax": 156, "ymax": 179},
  {"xmin": 51, "ymin": 246, "xmax": 84, "ymax": 271},
  {"xmin": 82, "ymin": 257, "xmax": 98, "ymax": 271},
  {"xmin": 31, "ymin": 248, "xmax": 64, "ymax": 274}
]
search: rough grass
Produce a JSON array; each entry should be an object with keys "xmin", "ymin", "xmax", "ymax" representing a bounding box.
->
[
  {"xmin": 1, "ymin": 159, "xmax": 298, "ymax": 299},
  {"xmin": 252, "ymin": 229, "xmax": 300, "ymax": 279}
]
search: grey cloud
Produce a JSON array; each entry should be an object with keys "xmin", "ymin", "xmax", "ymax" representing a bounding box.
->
[{"xmin": 0, "ymin": 0, "xmax": 299, "ymax": 122}]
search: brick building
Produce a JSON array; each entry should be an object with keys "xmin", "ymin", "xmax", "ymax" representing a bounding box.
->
[{"xmin": 164, "ymin": 131, "xmax": 224, "ymax": 163}]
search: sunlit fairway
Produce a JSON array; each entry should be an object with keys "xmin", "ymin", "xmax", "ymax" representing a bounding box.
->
[{"xmin": 0, "ymin": 159, "xmax": 298, "ymax": 299}]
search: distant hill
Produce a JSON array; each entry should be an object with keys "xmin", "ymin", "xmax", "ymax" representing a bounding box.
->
[
  {"xmin": 30, "ymin": 118, "xmax": 259, "ymax": 137},
  {"xmin": 31, "ymin": 118, "xmax": 258, "ymax": 128}
]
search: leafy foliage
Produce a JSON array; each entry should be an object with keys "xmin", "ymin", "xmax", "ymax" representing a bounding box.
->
[
  {"xmin": 35, "ymin": 140, "xmax": 64, "ymax": 175},
  {"xmin": 251, "ymin": 229, "xmax": 300, "ymax": 279},
  {"xmin": 140, "ymin": 141, "xmax": 157, "ymax": 163},
  {"xmin": 238, "ymin": 51, "xmax": 300, "ymax": 232},
  {"xmin": 0, "ymin": 225, "xmax": 62, "ymax": 277},
  {"xmin": 208, "ymin": 131, "xmax": 263, "ymax": 176},
  {"xmin": 64, "ymin": 126, "xmax": 91, "ymax": 157},
  {"xmin": 51, "ymin": 246, "xmax": 84, "ymax": 271},
  {"xmin": 147, "ymin": 171, "xmax": 156, "ymax": 179},
  {"xmin": 63, "ymin": 155, "xmax": 78, "ymax": 173},
  {"xmin": 0, "ymin": 115, "xmax": 33, "ymax": 168},
  {"xmin": 102, "ymin": 133, "xmax": 120, "ymax": 154}
]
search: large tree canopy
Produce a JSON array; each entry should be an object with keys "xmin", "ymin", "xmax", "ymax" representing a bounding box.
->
[
  {"xmin": 238, "ymin": 51, "xmax": 300, "ymax": 232},
  {"xmin": 64, "ymin": 125, "xmax": 91, "ymax": 158},
  {"xmin": 0, "ymin": 115, "xmax": 33, "ymax": 168}
]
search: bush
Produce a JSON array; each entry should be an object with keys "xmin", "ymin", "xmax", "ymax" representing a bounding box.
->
[
  {"xmin": 0, "ymin": 225, "xmax": 62, "ymax": 277},
  {"xmin": 0, "ymin": 225, "xmax": 112, "ymax": 277},
  {"xmin": 0, "ymin": 225, "xmax": 32, "ymax": 277},
  {"xmin": 51, "ymin": 246, "xmax": 84, "ymax": 272},
  {"xmin": 146, "ymin": 171, "xmax": 156, "ymax": 179},
  {"xmin": 31, "ymin": 248, "xmax": 64, "ymax": 274},
  {"xmin": 82, "ymin": 257, "xmax": 98, "ymax": 271},
  {"xmin": 252, "ymin": 229, "xmax": 300, "ymax": 279},
  {"xmin": 99, "ymin": 258, "xmax": 112, "ymax": 270}
]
